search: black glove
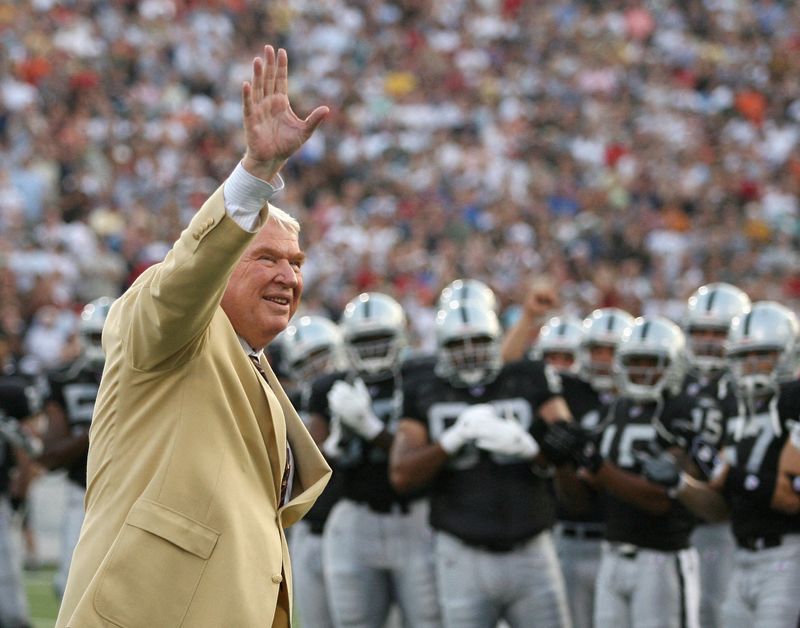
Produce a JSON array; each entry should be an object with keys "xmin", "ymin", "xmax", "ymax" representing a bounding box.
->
[
  {"xmin": 538, "ymin": 420, "xmax": 586, "ymax": 467},
  {"xmin": 573, "ymin": 438, "xmax": 604, "ymax": 474}
]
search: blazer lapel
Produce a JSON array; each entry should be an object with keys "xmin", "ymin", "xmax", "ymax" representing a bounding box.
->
[
  {"xmin": 258, "ymin": 358, "xmax": 331, "ymax": 524},
  {"xmin": 251, "ymin": 356, "xmax": 287, "ymax": 500}
]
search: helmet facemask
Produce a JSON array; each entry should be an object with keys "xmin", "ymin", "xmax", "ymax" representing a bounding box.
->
[
  {"xmin": 345, "ymin": 331, "xmax": 404, "ymax": 381},
  {"xmin": 581, "ymin": 342, "xmax": 617, "ymax": 392},
  {"xmin": 437, "ymin": 335, "xmax": 502, "ymax": 388},
  {"xmin": 686, "ymin": 326, "xmax": 729, "ymax": 375},
  {"xmin": 728, "ymin": 348, "xmax": 781, "ymax": 404},
  {"xmin": 617, "ymin": 353, "xmax": 673, "ymax": 402},
  {"xmin": 290, "ymin": 346, "xmax": 340, "ymax": 382}
]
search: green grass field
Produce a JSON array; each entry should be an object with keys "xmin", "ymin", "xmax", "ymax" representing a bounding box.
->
[{"xmin": 24, "ymin": 566, "xmax": 60, "ymax": 628}]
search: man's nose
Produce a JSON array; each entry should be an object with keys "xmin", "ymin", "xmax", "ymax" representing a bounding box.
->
[{"xmin": 273, "ymin": 259, "xmax": 299, "ymax": 286}]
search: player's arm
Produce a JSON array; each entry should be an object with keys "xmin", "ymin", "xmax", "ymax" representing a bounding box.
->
[
  {"xmin": 538, "ymin": 396, "xmax": 571, "ymax": 424},
  {"xmin": 772, "ymin": 430, "xmax": 800, "ymax": 514},
  {"xmin": 586, "ymin": 461, "xmax": 674, "ymax": 515},
  {"xmin": 674, "ymin": 467, "xmax": 730, "ymax": 522},
  {"xmin": 389, "ymin": 418, "xmax": 449, "ymax": 494},
  {"xmin": 38, "ymin": 400, "xmax": 89, "ymax": 470},
  {"xmin": 499, "ymin": 277, "xmax": 558, "ymax": 363},
  {"xmin": 533, "ymin": 396, "xmax": 598, "ymax": 512}
]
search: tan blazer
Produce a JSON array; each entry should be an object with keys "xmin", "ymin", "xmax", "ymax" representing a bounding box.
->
[{"xmin": 56, "ymin": 187, "xmax": 331, "ymax": 628}]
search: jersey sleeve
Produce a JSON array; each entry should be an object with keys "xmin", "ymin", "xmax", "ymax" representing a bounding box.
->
[
  {"xmin": 523, "ymin": 359, "xmax": 564, "ymax": 406},
  {"xmin": 307, "ymin": 373, "xmax": 335, "ymax": 423}
]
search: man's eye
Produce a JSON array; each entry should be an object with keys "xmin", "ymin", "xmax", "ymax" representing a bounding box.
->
[{"xmin": 290, "ymin": 261, "xmax": 303, "ymax": 271}]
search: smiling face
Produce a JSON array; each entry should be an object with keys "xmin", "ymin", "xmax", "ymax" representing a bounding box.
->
[{"xmin": 221, "ymin": 220, "xmax": 304, "ymax": 350}]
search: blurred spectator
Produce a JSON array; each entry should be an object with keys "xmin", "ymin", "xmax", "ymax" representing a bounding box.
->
[{"xmin": 0, "ymin": 0, "xmax": 798, "ymax": 370}]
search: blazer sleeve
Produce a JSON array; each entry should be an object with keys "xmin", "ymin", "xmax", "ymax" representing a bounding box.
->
[{"xmin": 119, "ymin": 185, "xmax": 269, "ymax": 371}]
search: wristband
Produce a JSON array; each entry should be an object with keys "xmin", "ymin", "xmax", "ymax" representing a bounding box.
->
[{"xmin": 667, "ymin": 472, "xmax": 688, "ymax": 499}]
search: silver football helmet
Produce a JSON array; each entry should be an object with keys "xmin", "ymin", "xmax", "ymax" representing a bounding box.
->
[
  {"xmin": 578, "ymin": 307, "xmax": 635, "ymax": 391},
  {"xmin": 339, "ymin": 292, "xmax": 407, "ymax": 380},
  {"xmin": 531, "ymin": 315, "xmax": 584, "ymax": 374},
  {"xmin": 282, "ymin": 315, "xmax": 348, "ymax": 382},
  {"xmin": 614, "ymin": 316, "xmax": 688, "ymax": 402},
  {"xmin": 726, "ymin": 301, "xmax": 799, "ymax": 403},
  {"xmin": 683, "ymin": 282, "xmax": 751, "ymax": 375},
  {"xmin": 80, "ymin": 297, "xmax": 115, "ymax": 369},
  {"xmin": 435, "ymin": 300, "xmax": 502, "ymax": 387},
  {"xmin": 437, "ymin": 278, "xmax": 498, "ymax": 313}
]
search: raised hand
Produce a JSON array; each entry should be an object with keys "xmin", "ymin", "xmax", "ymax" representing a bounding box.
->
[{"xmin": 241, "ymin": 45, "xmax": 329, "ymax": 181}]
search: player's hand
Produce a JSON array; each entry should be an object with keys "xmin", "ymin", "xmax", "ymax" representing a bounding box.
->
[
  {"xmin": 573, "ymin": 438, "xmax": 604, "ymax": 474},
  {"xmin": 521, "ymin": 276, "xmax": 559, "ymax": 322},
  {"xmin": 322, "ymin": 414, "xmax": 344, "ymax": 459},
  {"xmin": 473, "ymin": 416, "xmax": 540, "ymax": 461},
  {"xmin": 635, "ymin": 444, "xmax": 682, "ymax": 490},
  {"xmin": 438, "ymin": 404, "xmax": 494, "ymax": 455},
  {"xmin": 241, "ymin": 45, "xmax": 329, "ymax": 181},
  {"xmin": 327, "ymin": 379, "xmax": 383, "ymax": 440},
  {"xmin": 537, "ymin": 420, "xmax": 586, "ymax": 467},
  {"xmin": 0, "ymin": 418, "xmax": 42, "ymax": 457}
]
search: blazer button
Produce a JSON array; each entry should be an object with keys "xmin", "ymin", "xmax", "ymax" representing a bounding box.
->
[
  {"xmin": 271, "ymin": 573, "xmax": 283, "ymax": 584},
  {"xmin": 192, "ymin": 232, "xmax": 201, "ymax": 240}
]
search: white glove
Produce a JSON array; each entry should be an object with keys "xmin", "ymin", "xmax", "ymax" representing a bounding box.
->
[
  {"xmin": 438, "ymin": 404, "xmax": 495, "ymax": 455},
  {"xmin": 327, "ymin": 379, "xmax": 384, "ymax": 440},
  {"xmin": 474, "ymin": 416, "xmax": 540, "ymax": 461},
  {"xmin": 322, "ymin": 413, "xmax": 344, "ymax": 459}
]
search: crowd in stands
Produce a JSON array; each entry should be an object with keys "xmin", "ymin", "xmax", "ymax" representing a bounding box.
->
[{"xmin": 1, "ymin": 0, "xmax": 799, "ymax": 371}]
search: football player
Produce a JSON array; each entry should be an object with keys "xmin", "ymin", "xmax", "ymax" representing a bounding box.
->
[
  {"xmin": 0, "ymin": 375, "xmax": 44, "ymax": 628},
  {"xmin": 548, "ymin": 307, "xmax": 634, "ymax": 628},
  {"xmin": 530, "ymin": 315, "xmax": 584, "ymax": 375},
  {"xmin": 307, "ymin": 292, "xmax": 441, "ymax": 628},
  {"xmin": 389, "ymin": 299, "xmax": 572, "ymax": 628},
  {"xmin": 670, "ymin": 301, "xmax": 800, "ymax": 628},
  {"xmin": 557, "ymin": 316, "xmax": 702, "ymax": 628},
  {"xmin": 680, "ymin": 282, "xmax": 750, "ymax": 627},
  {"xmin": 39, "ymin": 297, "xmax": 114, "ymax": 599},
  {"xmin": 281, "ymin": 315, "xmax": 347, "ymax": 628}
]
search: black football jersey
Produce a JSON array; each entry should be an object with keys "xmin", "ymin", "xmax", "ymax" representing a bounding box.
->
[
  {"xmin": 599, "ymin": 394, "xmax": 696, "ymax": 551},
  {"xmin": 558, "ymin": 373, "xmax": 613, "ymax": 526},
  {"xmin": 721, "ymin": 380, "xmax": 800, "ymax": 541},
  {"xmin": 290, "ymin": 378, "xmax": 342, "ymax": 532},
  {"xmin": 47, "ymin": 359, "xmax": 103, "ymax": 487},
  {"xmin": 308, "ymin": 367, "xmax": 407, "ymax": 512},
  {"xmin": 403, "ymin": 358, "xmax": 562, "ymax": 548},
  {"xmin": 681, "ymin": 372, "xmax": 739, "ymax": 450},
  {"xmin": 0, "ymin": 436, "xmax": 13, "ymax": 495}
]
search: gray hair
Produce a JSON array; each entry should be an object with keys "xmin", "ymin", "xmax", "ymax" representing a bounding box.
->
[{"xmin": 266, "ymin": 203, "xmax": 300, "ymax": 235}]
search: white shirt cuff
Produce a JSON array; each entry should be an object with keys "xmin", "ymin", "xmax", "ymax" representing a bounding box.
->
[{"xmin": 223, "ymin": 162, "xmax": 285, "ymax": 232}]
